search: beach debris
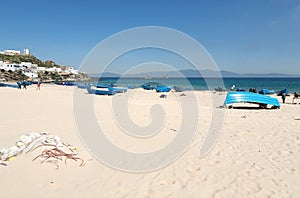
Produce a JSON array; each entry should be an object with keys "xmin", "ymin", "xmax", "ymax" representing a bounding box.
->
[
  {"xmin": 180, "ymin": 93, "xmax": 186, "ymax": 96},
  {"xmin": 0, "ymin": 132, "xmax": 85, "ymax": 168},
  {"xmin": 242, "ymin": 115, "xmax": 246, "ymax": 119},
  {"xmin": 160, "ymin": 94, "xmax": 167, "ymax": 98}
]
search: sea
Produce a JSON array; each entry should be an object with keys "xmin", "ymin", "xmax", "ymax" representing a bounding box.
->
[{"xmin": 89, "ymin": 77, "xmax": 300, "ymax": 93}]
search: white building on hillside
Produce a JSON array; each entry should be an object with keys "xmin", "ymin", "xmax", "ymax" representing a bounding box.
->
[
  {"xmin": 37, "ymin": 67, "xmax": 45, "ymax": 70},
  {"xmin": 66, "ymin": 67, "xmax": 79, "ymax": 74},
  {"xmin": 24, "ymin": 48, "xmax": 30, "ymax": 55},
  {"xmin": 23, "ymin": 70, "xmax": 38, "ymax": 78},
  {"xmin": 0, "ymin": 62, "xmax": 21, "ymax": 72},
  {"xmin": 20, "ymin": 62, "xmax": 38, "ymax": 69},
  {"xmin": 3, "ymin": 50, "xmax": 21, "ymax": 55}
]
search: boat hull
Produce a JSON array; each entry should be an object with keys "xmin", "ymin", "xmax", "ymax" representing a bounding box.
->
[
  {"xmin": 224, "ymin": 92, "xmax": 280, "ymax": 108},
  {"xmin": 87, "ymin": 86, "xmax": 115, "ymax": 95},
  {"xmin": 156, "ymin": 86, "xmax": 171, "ymax": 92},
  {"xmin": 259, "ymin": 89, "xmax": 275, "ymax": 95}
]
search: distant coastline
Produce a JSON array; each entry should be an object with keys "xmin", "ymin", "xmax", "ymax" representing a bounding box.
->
[{"xmin": 88, "ymin": 69, "xmax": 300, "ymax": 78}]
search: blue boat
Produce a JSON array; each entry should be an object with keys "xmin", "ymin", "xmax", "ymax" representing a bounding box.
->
[
  {"xmin": 55, "ymin": 81, "xmax": 76, "ymax": 86},
  {"xmin": 0, "ymin": 82, "xmax": 18, "ymax": 88},
  {"xmin": 141, "ymin": 82, "xmax": 162, "ymax": 90},
  {"xmin": 156, "ymin": 85, "xmax": 172, "ymax": 92},
  {"xmin": 276, "ymin": 88, "xmax": 289, "ymax": 96},
  {"xmin": 127, "ymin": 84, "xmax": 138, "ymax": 89},
  {"xmin": 87, "ymin": 85, "xmax": 115, "ymax": 95},
  {"xmin": 224, "ymin": 92, "xmax": 280, "ymax": 108},
  {"xmin": 141, "ymin": 82, "xmax": 172, "ymax": 92},
  {"xmin": 76, "ymin": 83, "xmax": 88, "ymax": 89},
  {"xmin": 109, "ymin": 86, "xmax": 128, "ymax": 93},
  {"xmin": 95, "ymin": 83, "xmax": 110, "ymax": 88},
  {"xmin": 258, "ymin": 89, "xmax": 275, "ymax": 95}
]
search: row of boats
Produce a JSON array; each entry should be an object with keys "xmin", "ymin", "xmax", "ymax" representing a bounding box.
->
[
  {"xmin": 219, "ymin": 88, "xmax": 290, "ymax": 109},
  {"xmin": 214, "ymin": 87, "xmax": 289, "ymax": 96},
  {"xmin": 83, "ymin": 82, "xmax": 173, "ymax": 95},
  {"xmin": 2, "ymin": 81, "xmax": 297, "ymax": 109},
  {"xmin": 79, "ymin": 83, "xmax": 290, "ymax": 109}
]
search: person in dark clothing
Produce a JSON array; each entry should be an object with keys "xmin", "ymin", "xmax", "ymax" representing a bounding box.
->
[
  {"xmin": 281, "ymin": 93, "xmax": 286, "ymax": 103},
  {"xmin": 293, "ymin": 92, "xmax": 299, "ymax": 104},
  {"xmin": 23, "ymin": 81, "xmax": 27, "ymax": 89},
  {"xmin": 17, "ymin": 81, "xmax": 21, "ymax": 89}
]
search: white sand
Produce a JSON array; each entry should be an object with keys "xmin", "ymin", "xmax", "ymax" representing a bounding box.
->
[{"xmin": 0, "ymin": 84, "xmax": 299, "ymax": 197}]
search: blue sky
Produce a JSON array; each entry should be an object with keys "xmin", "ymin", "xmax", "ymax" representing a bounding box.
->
[{"xmin": 1, "ymin": 0, "xmax": 300, "ymax": 74}]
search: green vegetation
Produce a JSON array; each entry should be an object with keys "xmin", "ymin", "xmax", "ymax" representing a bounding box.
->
[
  {"xmin": 0, "ymin": 53, "xmax": 90, "ymax": 82},
  {"xmin": 0, "ymin": 54, "xmax": 58, "ymax": 68},
  {"xmin": 37, "ymin": 71, "xmax": 89, "ymax": 82},
  {"xmin": 0, "ymin": 70, "xmax": 29, "ymax": 81}
]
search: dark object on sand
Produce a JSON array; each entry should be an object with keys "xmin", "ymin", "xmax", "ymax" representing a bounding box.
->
[
  {"xmin": 236, "ymin": 88, "xmax": 246, "ymax": 92},
  {"xmin": 160, "ymin": 94, "xmax": 167, "ymax": 98},
  {"xmin": 249, "ymin": 88, "xmax": 257, "ymax": 93},
  {"xmin": 293, "ymin": 92, "xmax": 300, "ymax": 104},
  {"xmin": 214, "ymin": 87, "xmax": 226, "ymax": 92},
  {"xmin": 174, "ymin": 86, "xmax": 191, "ymax": 92}
]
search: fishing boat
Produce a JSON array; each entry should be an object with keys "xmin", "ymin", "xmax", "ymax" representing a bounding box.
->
[
  {"xmin": 87, "ymin": 85, "xmax": 115, "ymax": 95},
  {"xmin": 258, "ymin": 89, "xmax": 275, "ymax": 95},
  {"xmin": 127, "ymin": 84, "xmax": 138, "ymax": 89},
  {"xmin": 55, "ymin": 81, "xmax": 76, "ymax": 86},
  {"xmin": 95, "ymin": 83, "xmax": 110, "ymax": 88},
  {"xmin": 0, "ymin": 82, "xmax": 18, "ymax": 88},
  {"xmin": 141, "ymin": 82, "xmax": 162, "ymax": 90},
  {"xmin": 109, "ymin": 86, "xmax": 128, "ymax": 93},
  {"xmin": 156, "ymin": 85, "xmax": 172, "ymax": 92},
  {"xmin": 76, "ymin": 83, "xmax": 88, "ymax": 89},
  {"xmin": 276, "ymin": 88, "xmax": 289, "ymax": 96},
  {"xmin": 94, "ymin": 83, "xmax": 127, "ymax": 93},
  {"xmin": 224, "ymin": 92, "xmax": 280, "ymax": 109}
]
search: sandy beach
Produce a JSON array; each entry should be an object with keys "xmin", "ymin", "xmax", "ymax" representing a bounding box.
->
[{"xmin": 0, "ymin": 84, "xmax": 299, "ymax": 197}]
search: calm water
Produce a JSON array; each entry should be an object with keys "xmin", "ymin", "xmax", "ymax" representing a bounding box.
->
[{"xmin": 89, "ymin": 77, "xmax": 300, "ymax": 93}]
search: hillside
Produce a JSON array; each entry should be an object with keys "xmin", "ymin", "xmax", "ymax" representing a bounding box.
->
[
  {"xmin": 0, "ymin": 54, "xmax": 59, "ymax": 68},
  {"xmin": 0, "ymin": 53, "xmax": 89, "ymax": 82}
]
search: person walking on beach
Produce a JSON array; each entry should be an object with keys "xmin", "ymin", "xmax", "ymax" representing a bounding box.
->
[
  {"xmin": 17, "ymin": 81, "xmax": 21, "ymax": 89},
  {"xmin": 293, "ymin": 92, "xmax": 299, "ymax": 104},
  {"xmin": 281, "ymin": 93, "xmax": 286, "ymax": 103},
  {"xmin": 36, "ymin": 81, "xmax": 41, "ymax": 90},
  {"xmin": 22, "ymin": 80, "xmax": 27, "ymax": 90},
  {"xmin": 230, "ymin": 85, "xmax": 235, "ymax": 91}
]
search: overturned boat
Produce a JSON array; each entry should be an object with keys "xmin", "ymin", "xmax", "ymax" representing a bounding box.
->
[
  {"xmin": 258, "ymin": 89, "xmax": 275, "ymax": 95},
  {"xmin": 156, "ymin": 85, "xmax": 172, "ymax": 92},
  {"xmin": 224, "ymin": 92, "xmax": 280, "ymax": 109},
  {"xmin": 87, "ymin": 85, "xmax": 116, "ymax": 95},
  {"xmin": 276, "ymin": 88, "xmax": 289, "ymax": 96}
]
